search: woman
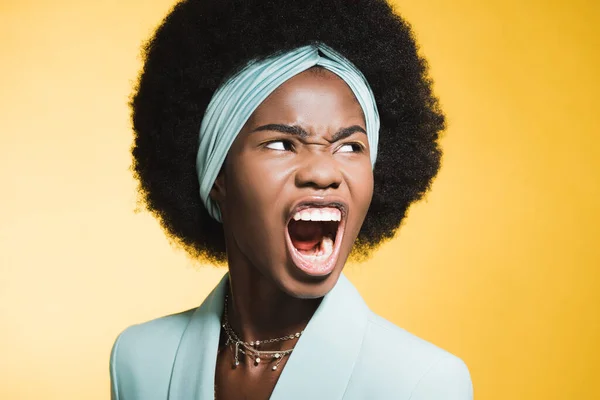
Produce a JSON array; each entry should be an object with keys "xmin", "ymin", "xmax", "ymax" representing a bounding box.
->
[{"xmin": 110, "ymin": 0, "xmax": 473, "ymax": 399}]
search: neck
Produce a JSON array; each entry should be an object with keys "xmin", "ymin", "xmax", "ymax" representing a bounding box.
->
[{"xmin": 225, "ymin": 260, "xmax": 321, "ymax": 348}]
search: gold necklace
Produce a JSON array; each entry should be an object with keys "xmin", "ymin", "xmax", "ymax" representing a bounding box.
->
[{"xmin": 222, "ymin": 293, "xmax": 303, "ymax": 371}]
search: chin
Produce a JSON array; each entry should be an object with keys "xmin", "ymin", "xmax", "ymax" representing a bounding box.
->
[{"xmin": 270, "ymin": 252, "xmax": 349, "ymax": 300}]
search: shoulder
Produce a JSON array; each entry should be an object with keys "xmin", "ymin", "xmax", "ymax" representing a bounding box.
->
[
  {"xmin": 110, "ymin": 308, "xmax": 196, "ymax": 400},
  {"xmin": 346, "ymin": 313, "xmax": 473, "ymax": 399},
  {"xmin": 111, "ymin": 308, "xmax": 196, "ymax": 364}
]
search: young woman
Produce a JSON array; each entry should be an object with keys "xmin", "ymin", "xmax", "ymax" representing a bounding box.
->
[{"xmin": 110, "ymin": 0, "xmax": 473, "ymax": 399}]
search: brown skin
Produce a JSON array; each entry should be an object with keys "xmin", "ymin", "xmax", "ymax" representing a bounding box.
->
[{"xmin": 210, "ymin": 68, "xmax": 374, "ymax": 399}]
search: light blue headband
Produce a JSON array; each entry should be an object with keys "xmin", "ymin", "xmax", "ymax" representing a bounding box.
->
[{"xmin": 196, "ymin": 43, "xmax": 380, "ymax": 221}]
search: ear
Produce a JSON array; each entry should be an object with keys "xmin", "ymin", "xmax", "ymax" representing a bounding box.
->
[{"xmin": 209, "ymin": 169, "xmax": 226, "ymax": 204}]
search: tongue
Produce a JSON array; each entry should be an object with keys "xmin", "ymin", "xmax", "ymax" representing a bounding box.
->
[{"xmin": 288, "ymin": 220, "xmax": 323, "ymax": 251}]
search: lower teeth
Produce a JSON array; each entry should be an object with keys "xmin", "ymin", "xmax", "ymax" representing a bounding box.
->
[{"xmin": 300, "ymin": 236, "xmax": 334, "ymax": 263}]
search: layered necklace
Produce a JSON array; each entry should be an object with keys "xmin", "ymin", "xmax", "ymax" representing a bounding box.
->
[{"xmin": 221, "ymin": 293, "xmax": 303, "ymax": 371}]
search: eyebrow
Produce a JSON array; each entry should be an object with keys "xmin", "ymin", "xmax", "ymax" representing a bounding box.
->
[{"xmin": 251, "ymin": 124, "xmax": 367, "ymax": 142}]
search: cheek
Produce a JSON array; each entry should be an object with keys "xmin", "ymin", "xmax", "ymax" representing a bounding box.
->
[
  {"xmin": 348, "ymin": 162, "xmax": 374, "ymax": 207},
  {"xmin": 224, "ymin": 154, "xmax": 289, "ymax": 236},
  {"xmin": 224, "ymin": 155, "xmax": 293, "ymax": 268},
  {"xmin": 346, "ymin": 165, "xmax": 374, "ymax": 230}
]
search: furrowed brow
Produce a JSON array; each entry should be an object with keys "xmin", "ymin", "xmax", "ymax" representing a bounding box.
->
[
  {"xmin": 252, "ymin": 124, "xmax": 310, "ymax": 139},
  {"xmin": 330, "ymin": 125, "xmax": 367, "ymax": 142},
  {"xmin": 252, "ymin": 123, "xmax": 366, "ymax": 142}
]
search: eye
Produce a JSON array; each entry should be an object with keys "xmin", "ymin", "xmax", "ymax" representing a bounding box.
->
[
  {"xmin": 265, "ymin": 140, "xmax": 293, "ymax": 151},
  {"xmin": 336, "ymin": 143, "xmax": 365, "ymax": 153}
]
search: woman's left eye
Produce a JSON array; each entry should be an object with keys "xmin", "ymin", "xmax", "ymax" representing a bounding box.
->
[
  {"xmin": 336, "ymin": 143, "xmax": 363, "ymax": 153},
  {"xmin": 265, "ymin": 140, "xmax": 292, "ymax": 151}
]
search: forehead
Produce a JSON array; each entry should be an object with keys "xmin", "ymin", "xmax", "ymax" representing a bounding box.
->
[{"xmin": 244, "ymin": 68, "xmax": 365, "ymax": 130}]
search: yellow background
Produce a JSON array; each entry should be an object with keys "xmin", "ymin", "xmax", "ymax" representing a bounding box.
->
[{"xmin": 1, "ymin": 0, "xmax": 598, "ymax": 398}]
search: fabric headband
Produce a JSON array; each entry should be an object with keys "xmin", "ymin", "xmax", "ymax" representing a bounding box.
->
[{"xmin": 196, "ymin": 43, "xmax": 380, "ymax": 222}]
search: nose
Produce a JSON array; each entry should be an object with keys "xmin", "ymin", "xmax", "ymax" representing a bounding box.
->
[{"xmin": 294, "ymin": 152, "xmax": 342, "ymax": 190}]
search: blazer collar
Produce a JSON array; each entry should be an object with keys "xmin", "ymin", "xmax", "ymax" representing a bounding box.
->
[{"xmin": 168, "ymin": 273, "xmax": 370, "ymax": 400}]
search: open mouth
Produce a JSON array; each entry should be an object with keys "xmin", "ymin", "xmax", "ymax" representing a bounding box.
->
[{"xmin": 285, "ymin": 203, "xmax": 346, "ymax": 277}]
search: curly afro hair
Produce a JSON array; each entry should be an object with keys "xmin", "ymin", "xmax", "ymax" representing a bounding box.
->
[{"xmin": 131, "ymin": 0, "xmax": 445, "ymax": 265}]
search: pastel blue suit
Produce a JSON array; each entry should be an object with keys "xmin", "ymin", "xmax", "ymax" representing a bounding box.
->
[{"xmin": 110, "ymin": 274, "xmax": 473, "ymax": 399}]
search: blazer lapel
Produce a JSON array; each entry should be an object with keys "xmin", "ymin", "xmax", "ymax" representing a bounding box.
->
[
  {"xmin": 168, "ymin": 273, "xmax": 228, "ymax": 400},
  {"xmin": 270, "ymin": 274, "xmax": 370, "ymax": 400},
  {"xmin": 167, "ymin": 273, "xmax": 369, "ymax": 400}
]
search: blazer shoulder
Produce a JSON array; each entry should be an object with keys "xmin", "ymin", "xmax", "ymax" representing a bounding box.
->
[
  {"xmin": 344, "ymin": 313, "xmax": 472, "ymax": 399},
  {"xmin": 112, "ymin": 307, "xmax": 196, "ymax": 362},
  {"xmin": 110, "ymin": 308, "xmax": 196, "ymax": 400},
  {"xmin": 367, "ymin": 313, "xmax": 452, "ymax": 364},
  {"xmin": 408, "ymin": 353, "xmax": 473, "ymax": 400}
]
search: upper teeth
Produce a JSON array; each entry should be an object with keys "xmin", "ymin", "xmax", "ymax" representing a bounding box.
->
[{"xmin": 292, "ymin": 207, "xmax": 341, "ymax": 222}]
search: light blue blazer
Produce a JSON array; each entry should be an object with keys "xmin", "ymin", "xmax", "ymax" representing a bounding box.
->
[{"xmin": 110, "ymin": 274, "xmax": 473, "ymax": 399}]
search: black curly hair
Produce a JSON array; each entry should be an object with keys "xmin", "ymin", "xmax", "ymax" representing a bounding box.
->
[{"xmin": 131, "ymin": 0, "xmax": 445, "ymax": 265}]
